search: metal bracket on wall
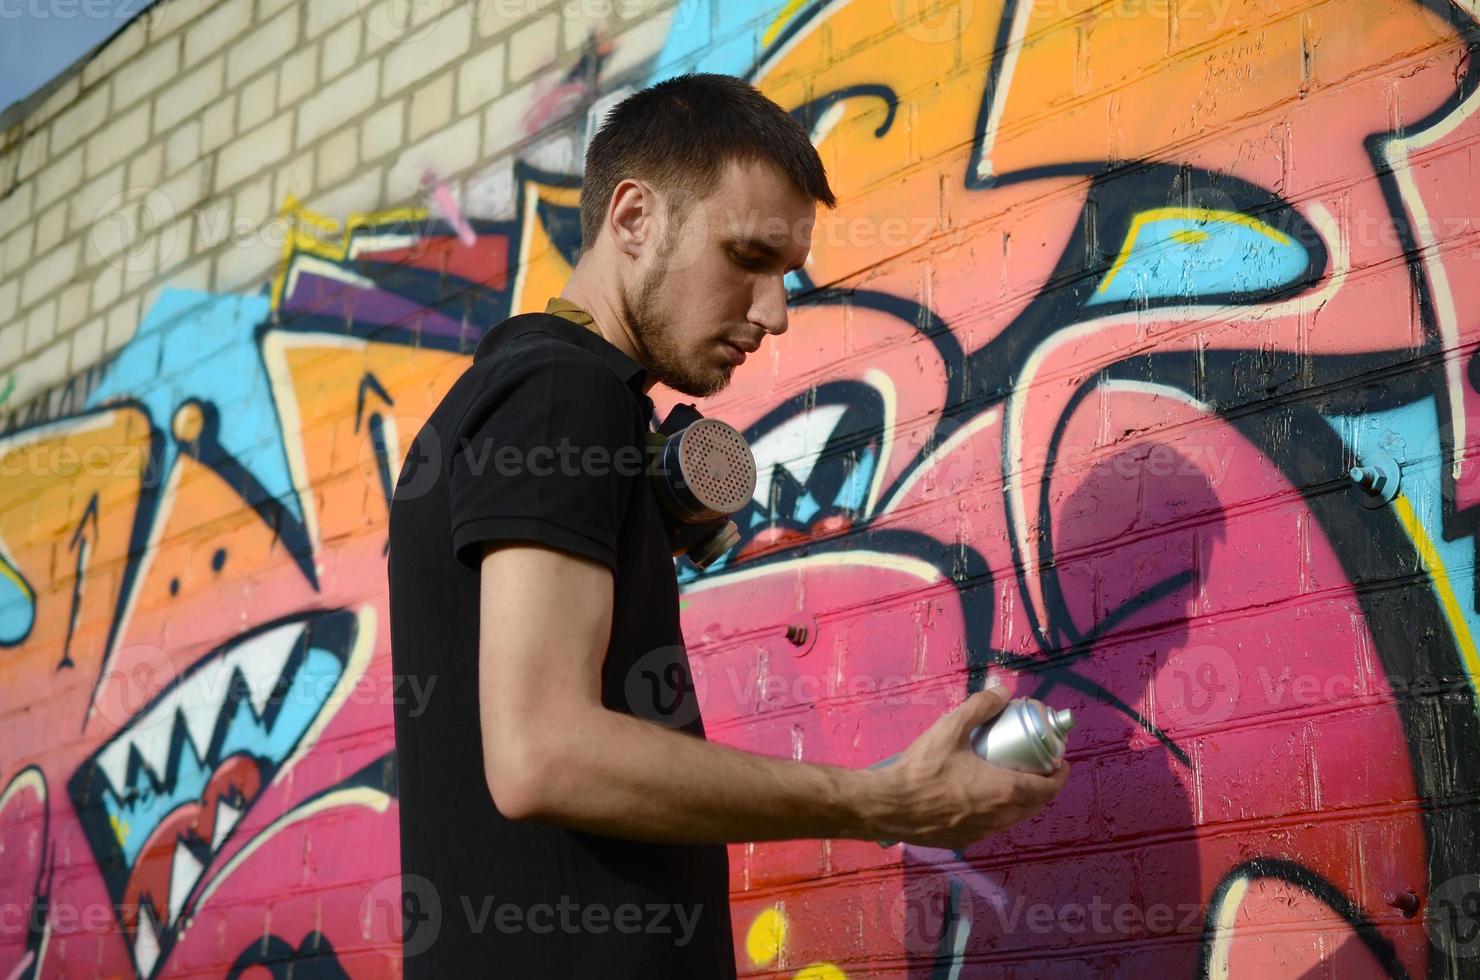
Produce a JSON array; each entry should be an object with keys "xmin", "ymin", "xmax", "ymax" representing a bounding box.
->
[{"xmin": 1348, "ymin": 445, "xmax": 1401, "ymax": 509}]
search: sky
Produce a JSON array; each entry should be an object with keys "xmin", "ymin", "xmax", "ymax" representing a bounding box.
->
[{"xmin": 0, "ymin": 0, "xmax": 147, "ymax": 117}]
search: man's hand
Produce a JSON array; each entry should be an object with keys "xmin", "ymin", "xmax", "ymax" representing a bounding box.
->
[{"xmin": 863, "ymin": 685, "xmax": 1071, "ymax": 851}]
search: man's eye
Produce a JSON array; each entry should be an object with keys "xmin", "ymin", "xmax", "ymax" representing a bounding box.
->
[{"xmin": 731, "ymin": 251, "xmax": 763, "ymax": 271}]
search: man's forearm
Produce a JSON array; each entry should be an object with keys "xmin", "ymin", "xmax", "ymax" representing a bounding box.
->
[{"xmin": 512, "ymin": 705, "xmax": 888, "ymax": 844}]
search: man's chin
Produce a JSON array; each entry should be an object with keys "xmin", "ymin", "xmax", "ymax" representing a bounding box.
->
[{"xmin": 656, "ymin": 361, "xmax": 732, "ymax": 398}]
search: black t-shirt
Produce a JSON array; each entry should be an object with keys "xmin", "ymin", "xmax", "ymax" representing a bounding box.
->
[{"xmin": 386, "ymin": 312, "xmax": 735, "ymax": 978}]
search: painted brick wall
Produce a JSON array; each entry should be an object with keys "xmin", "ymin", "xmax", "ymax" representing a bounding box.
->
[{"xmin": 1, "ymin": 0, "xmax": 1479, "ymax": 976}]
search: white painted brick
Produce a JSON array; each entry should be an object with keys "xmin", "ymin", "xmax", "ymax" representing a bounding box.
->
[
  {"xmin": 239, "ymin": 72, "xmax": 278, "ymax": 130},
  {"xmin": 192, "ymin": 196, "xmax": 234, "ymax": 252},
  {"xmin": 145, "ymin": 0, "xmax": 216, "ymax": 40},
  {"xmin": 21, "ymin": 243, "xmax": 81, "ymax": 310},
  {"xmin": 297, "ymin": 60, "xmax": 380, "ymax": 146},
  {"xmin": 2, "ymin": 229, "xmax": 31, "ymax": 279},
  {"xmin": 104, "ymin": 296, "xmax": 140, "ymax": 353},
  {"xmin": 600, "ymin": 15, "xmax": 670, "ymax": 79},
  {"xmin": 381, "ymin": 5, "xmax": 472, "ymax": 97},
  {"xmin": 213, "ymin": 236, "xmax": 278, "ymax": 293},
  {"xmin": 68, "ymin": 165, "xmax": 126, "ymax": 239},
  {"xmin": 70, "ymin": 317, "xmax": 107, "ymax": 372},
  {"xmin": 0, "ymin": 279, "xmax": 16, "ymax": 323},
  {"xmin": 50, "ymin": 86, "xmax": 110, "ymax": 156},
  {"xmin": 83, "ymin": 20, "xmax": 147, "ymax": 89},
  {"xmin": 233, "ymin": 173, "xmax": 276, "ymax": 232},
  {"xmin": 388, "ymin": 114, "xmax": 478, "ymax": 202},
  {"xmin": 277, "ymin": 46, "xmax": 320, "ymax": 107},
  {"xmin": 24, "ymin": 300, "xmax": 57, "ymax": 355},
  {"xmin": 25, "ymin": 343, "xmax": 69, "ymax": 396},
  {"xmin": 113, "ymin": 38, "xmax": 182, "ymax": 110},
  {"xmin": 457, "ymin": 43, "xmax": 506, "ymax": 116},
  {"xmin": 186, "ymin": 1, "xmax": 254, "ymax": 68},
  {"xmin": 0, "ymin": 322, "xmax": 21, "ymax": 368},
  {"xmin": 272, "ymin": 153, "xmax": 316, "ymax": 214},
  {"xmin": 57, "ymin": 283, "xmax": 90, "ymax": 334},
  {"xmin": 317, "ymin": 126, "xmax": 360, "ymax": 184},
  {"xmin": 0, "ymin": 182, "xmax": 34, "ymax": 240},
  {"xmin": 165, "ymin": 120, "xmax": 202, "ymax": 176},
  {"xmin": 119, "ymin": 235, "xmax": 159, "ymax": 296},
  {"xmin": 361, "ymin": 101, "xmax": 404, "ymax": 162},
  {"xmin": 483, "ymin": 83, "xmax": 536, "ymax": 159},
  {"xmin": 408, "ymin": 72, "xmax": 454, "ymax": 143},
  {"xmin": 216, "ymin": 116, "xmax": 293, "ymax": 192},
  {"xmin": 33, "ymin": 203, "xmax": 66, "ymax": 255},
  {"xmin": 155, "ymin": 56, "xmax": 225, "ymax": 133},
  {"xmin": 84, "ymin": 102, "xmax": 151, "ymax": 180},
  {"xmin": 478, "ymin": 0, "xmax": 545, "ymax": 37},
  {"xmin": 258, "ymin": 0, "xmax": 300, "ymax": 19},
  {"xmin": 35, "ymin": 147, "xmax": 84, "ymax": 211},
  {"xmin": 30, "ymin": 76, "xmax": 82, "ymax": 129},
  {"xmin": 306, "ymin": 0, "xmax": 360, "ymax": 39},
  {"xmin": 508, "ymin": 12, "xmax": 558, "ymax": 82},
  {"xmin": 16, "ymin": 130, "xmax": 48, "ymax": 182},
  {"xmin": 364, "ymin": 0, "xmax": 455, "ymax": 52},
  {"xmin": 227, "ymin": 7, "xmax": 300, "ymax": 88},
  {"xmin": 91, "ymin": 261, "xmax": 122, "ymax": 312},
  {"xmin": 201, "ymin": 96, "xmax": 238, "ymax": 154},
  {"xmin": 303, "ymin": 165, "xmax": 383, "ymax": 220},
  {"xmin": 165, "ymin": 256, "xmax": 212, "ymax": 297},
  {"xmin": 151, "ymin": 213, "xmax": 195, "ymax": 281},
  {"xmin": 128, "ymin": 145, "xmax": 165, "ymax": 192},
  {"xmin": 156, "ymin": 158, "xmax": 212, "ymax": 220},
  {"xmin": 321, "ymin": 16, "xmax": 362, "ymax": 81}
]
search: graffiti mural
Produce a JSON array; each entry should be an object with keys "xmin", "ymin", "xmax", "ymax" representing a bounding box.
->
[{"xmin": 2, "ymin": 0, "xmax": 1478, "ymax": 976}]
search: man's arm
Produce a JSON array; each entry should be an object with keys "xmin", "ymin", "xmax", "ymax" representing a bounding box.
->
[{"xmin": 479, "ymin": 542, "xmax": 1068, "ymax": 848}]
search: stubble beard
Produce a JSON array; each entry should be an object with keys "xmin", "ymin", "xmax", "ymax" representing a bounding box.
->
[{"xmin": 622, "ymin": 240, "xmax": 732, "ymax": 399}]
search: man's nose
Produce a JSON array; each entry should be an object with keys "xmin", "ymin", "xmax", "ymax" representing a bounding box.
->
[{"xmin": 750, "ymin": 274, "xmax": 789, "ymax": 336}]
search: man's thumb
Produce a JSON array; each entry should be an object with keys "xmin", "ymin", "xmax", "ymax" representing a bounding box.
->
[{"xmin": 953, "ymin": 678, "xmax": 1010, "ymax": 733}]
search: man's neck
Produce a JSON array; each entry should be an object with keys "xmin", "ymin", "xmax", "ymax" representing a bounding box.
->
[{"xmin": 558, "ymin": 270, "xmax": 656, "ymax": 394}]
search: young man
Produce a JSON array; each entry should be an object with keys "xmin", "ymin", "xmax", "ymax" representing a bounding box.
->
[{"xmin": 387, "ymin": 73, "xmax": 1069, "ymax": 977}]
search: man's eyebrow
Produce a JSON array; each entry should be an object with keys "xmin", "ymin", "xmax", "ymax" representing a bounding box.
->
[{"xmin": 727, "ymin": 235, "xmax": 806, "ymax": 272}]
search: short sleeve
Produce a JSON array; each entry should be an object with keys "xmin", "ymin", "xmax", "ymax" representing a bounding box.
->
[{"xmin": 447, "ymin": 341, "xmax": 641, "ymax": 573}]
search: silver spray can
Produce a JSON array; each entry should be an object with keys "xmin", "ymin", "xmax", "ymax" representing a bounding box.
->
[
  {"xmin": 872, "ymin": 697, "xmax": 1075, "ymax": 847},
  {"xmin": 972, "ymin": 697, "xmax": 1076, "ymax": 775}
]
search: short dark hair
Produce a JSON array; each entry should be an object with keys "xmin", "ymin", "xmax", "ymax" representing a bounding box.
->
[{"xmin": 579, "ymin": 72, "xmax": 837, "ymax": 253}]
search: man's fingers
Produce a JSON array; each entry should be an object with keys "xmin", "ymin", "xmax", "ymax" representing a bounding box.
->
[{"xmin": 1027, "ymin": 759, "xmax": 1071, "ymax": 797}]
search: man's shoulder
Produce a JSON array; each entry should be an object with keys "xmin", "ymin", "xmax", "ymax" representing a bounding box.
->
[{"xmin": 470, "ymin": 316, "xmax": 635, "ymax": 398}]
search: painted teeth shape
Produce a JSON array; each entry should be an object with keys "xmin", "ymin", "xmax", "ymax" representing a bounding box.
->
[
  {"xmin": 167, "ymin": 842, "xmax": 204, "ymax": 925},
  {"xmin": 93, "ymin": 622, "xmax": 306, "ymax": 799},
  {"xmin": 211, "ymin": 797, "xmax": 243, "ymax": 850},
  {"xmin": 134, "ymin": 906, "xmax": 161, "ymax": 977}
]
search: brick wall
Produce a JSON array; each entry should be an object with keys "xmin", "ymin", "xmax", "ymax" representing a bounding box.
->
[{"xmin": 1, "ymin": 0, "xmax": 1478, "ymax": 976}]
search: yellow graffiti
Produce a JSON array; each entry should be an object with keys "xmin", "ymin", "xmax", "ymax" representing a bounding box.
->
[
  {"xmin": 270, "ymin": 196, "xmax": 430, "ymax": 310},
  {"xmin": 746, "ymin": 906, "xmax": 788, "ymax": 965},
  {"xmin": 1170, "ymin": 229, "xmax": 1211, "ymax": 245},
  {"xmin": 793, "ymin": 964, "xmax": 848, "ymax": 979},
  {"xmin": 0, "ymin": 551, "xmax": 33, "ymax": 606},
  {"xmin": 108, "ymin": 811, "xmax": 130, "ymax": 844},
  {"xmin": 1392, "ymin": 493, "xmax": 1480, "ymax": 714},
  {"xmin": 762, "ymin": 0, "xmax": 809, "ymax": 46}
]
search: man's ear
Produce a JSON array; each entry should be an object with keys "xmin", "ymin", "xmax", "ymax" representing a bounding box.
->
[{"xmin": 607, "ymin": 178, "xmax": 653, "ymax": 260}]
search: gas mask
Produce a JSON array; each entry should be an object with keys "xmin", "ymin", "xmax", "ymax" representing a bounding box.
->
[{"xmin": 645, "ymin": 403, "xmax": 757, "ymax": 569}]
